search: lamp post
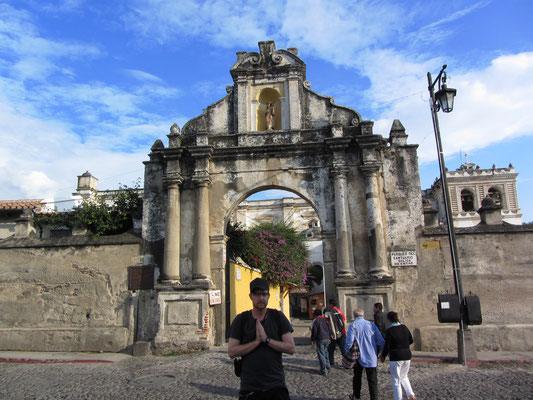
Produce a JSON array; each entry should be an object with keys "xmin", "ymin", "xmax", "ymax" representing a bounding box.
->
[{"xmin": 427, "ymin": 65, "xmax": 473, "ymax": 365}]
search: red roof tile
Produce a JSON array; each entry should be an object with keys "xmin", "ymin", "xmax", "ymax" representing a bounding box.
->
[{"xmin": 0, "ymin": 199, "xmax": 44, "ymax": 210}]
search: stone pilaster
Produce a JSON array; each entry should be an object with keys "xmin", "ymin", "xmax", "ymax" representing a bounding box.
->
[
  {"xmin": 331, "ymin": 166, "xmax": 355, "ymax": 277},
  {"xmin": 235, "ymin": 77, "xmax": 248, "ymax": 133},
  {"xmin": 210, "ymin": 234, "xmax": 228, "ymax": 346},
  {"xmin": 288, "ymin": 71, "xmax": 301, "ymax": 129},
  {"xmin": 360, "ymin": 163, "xmax": 389, "ymax": 277}
]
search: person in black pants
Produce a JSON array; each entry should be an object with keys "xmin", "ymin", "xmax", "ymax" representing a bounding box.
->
[
  {"xmin": 380, "ymin": 311, "xmax": 416, "ymax": 400},
  {"xmin": 345, "ymin": 309, "xmax": 384, "ymax": 400}
]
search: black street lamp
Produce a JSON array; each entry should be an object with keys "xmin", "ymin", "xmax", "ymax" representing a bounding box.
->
[{"xmin": 428, "ymin": 65, "xmax": 474, "ymax": 365}]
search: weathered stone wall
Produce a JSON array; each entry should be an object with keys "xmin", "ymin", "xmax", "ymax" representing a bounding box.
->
[
  {"xmin": 394, "ymin": 226, "xmax": 533, "ymax": 351},
  {"xmin": 382, "ymin": 143, "xmax": 423, "ymax": 251},
  {"xmin": 0, "ymin": 233, "xmax": 142, "ymax": 352}
]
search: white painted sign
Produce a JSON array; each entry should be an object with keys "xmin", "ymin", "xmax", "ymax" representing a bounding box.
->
[
  {"xmin": 441, "ymin": 302, "xmax": 450, "ymax": 309},
  {"xmin": 236, "ymin": 267, "xmax": 241, "ymax": 280},
  {"xmin": 209, "ymin": 290, "xmax": 221, "ymax": 306},
  {"xmin": 391, "ymin": 250, "xmax": 417, "ymax": 267}
]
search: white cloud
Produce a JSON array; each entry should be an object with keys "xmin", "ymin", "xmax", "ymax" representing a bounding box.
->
[
  {"xmin": 0, "ymin": 7, "xmax": 100, "ymax": 81},
  {"xmin": 20, "ymin": 171, "xmax": 59, "ymax": 199},
  {"xmin": 280, "ymin": 0, "xmax": 404, "ymax": 65},
  {"xmin": 369, "ymin": 52, "xmax": 533, "ymax": 163},
  {"xmin": 40, "ymin": 0, "xmax": 87, "ymax": 13},
  {"xmin": 0, "ymin": 97, "xmax": 152, "ymax": 201},
  {"xmin": 125, "ymin": 0, "xmax": 283, "ymax": 47},
  {"xmin": 124, "ymin": 69, "xmax": 165, "ymax": 83},
  {"xmin": 407, "ymin": 1, "xmax": 490, "ymax": 47},
  {"xmin": 0, "ymin": 3, "xmax": 184, "ymax": 201},
  {"xmin": 124, "ymin": 0, "xmax": 405, "ymax": 60},
  {"xmin": 2, "ymin": 0, "xmax": 532, "ymax": 215}
]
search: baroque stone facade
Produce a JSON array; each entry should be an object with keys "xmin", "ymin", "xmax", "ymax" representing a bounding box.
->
[{"xmin": 140, "ymin": 41, "xmax": 422, "ymax": 352}]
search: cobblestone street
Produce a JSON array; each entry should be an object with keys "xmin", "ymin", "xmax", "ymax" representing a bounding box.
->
[{"xmin": 1, "ymin": 345, "xmax": 532, "ymax": 399}]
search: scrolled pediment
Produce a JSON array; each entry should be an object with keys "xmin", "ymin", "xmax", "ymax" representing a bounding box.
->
[{"xmin": 230, "ymin": 41, "xmax": 305, "ymax": 79}]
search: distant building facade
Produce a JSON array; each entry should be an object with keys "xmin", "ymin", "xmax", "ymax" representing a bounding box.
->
[
  {"xmin": 423, "ymin": 162, "xmax": 522, "ymax": 227},
  {"xmin": 0, "ymin": 199, "xmax": 44, "ymax": 239}
]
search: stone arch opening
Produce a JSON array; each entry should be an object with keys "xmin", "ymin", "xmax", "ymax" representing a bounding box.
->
[
  {"xmin": 488, "ymin": 186, "xmax": 503, "ymax": 207},
  {"xmin": 223, "ymin": 187, "xmax": 325, "ymax": 334},
  {"xmin": 460, "ymin": 188, "xmax": 475, "ymax": 211}
]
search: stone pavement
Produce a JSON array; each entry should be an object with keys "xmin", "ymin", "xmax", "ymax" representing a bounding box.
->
[{"xmin": 1, "ymin": 345, "xmax": 532, "ymax": 399}]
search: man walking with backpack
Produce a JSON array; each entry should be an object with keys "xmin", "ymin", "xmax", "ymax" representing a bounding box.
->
[{"xmin": 324, "ymin": 299, "xmax": 347, "ymax": 366}]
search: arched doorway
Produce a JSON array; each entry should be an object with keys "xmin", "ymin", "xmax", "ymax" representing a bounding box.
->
[{"xmin": 223, "ymin": 187, "xmax": 325, "ymax": 334}]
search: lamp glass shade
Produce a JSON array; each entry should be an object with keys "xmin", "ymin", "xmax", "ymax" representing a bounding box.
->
[{"xmin": 436, "ymin": 85, "xmax": 457, "ymax": 113}]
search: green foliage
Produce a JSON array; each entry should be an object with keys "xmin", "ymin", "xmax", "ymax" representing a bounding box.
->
[
  {"xmin": 33, "ymin": 183, "xmax": 142, "ymax": 237},
  {"xmin": 227, "ymin": 221, "xmax": 310, "ymax": 287},
  {"xmin": 32, "ymin": 210, "xmax": 78, "ymax": 229}
]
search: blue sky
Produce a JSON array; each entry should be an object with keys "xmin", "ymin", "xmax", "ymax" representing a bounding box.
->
[{"xmin": 1, "ymin": 0, "xmax": 532, "ymax": 222}]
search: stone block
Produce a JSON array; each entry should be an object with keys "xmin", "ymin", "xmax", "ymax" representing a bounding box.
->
[
  {"xmin": 166, "ymin": 300, "xmax": 200, "ymax": 325},
  {"xmin": 133, "ymin": 341, "xmax": 152, "ymax": 356},
  {"xmin": 419, "ymin": 324, "xmax": 533, "ymax": 352}
]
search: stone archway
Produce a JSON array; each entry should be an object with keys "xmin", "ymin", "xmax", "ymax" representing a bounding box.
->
[{"xmin": 139, "ymin": 41, "xmax": 423, "ymax": 353}]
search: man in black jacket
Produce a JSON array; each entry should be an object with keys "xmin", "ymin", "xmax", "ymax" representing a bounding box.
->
[{"xmin": 373, "ymin": 303, "xmax": 387, "ymax": 338}]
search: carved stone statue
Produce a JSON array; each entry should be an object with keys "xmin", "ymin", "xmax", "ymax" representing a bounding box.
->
[{"xmin": 265, "ymin": 102, "xmax": 275, "ymax": 130}]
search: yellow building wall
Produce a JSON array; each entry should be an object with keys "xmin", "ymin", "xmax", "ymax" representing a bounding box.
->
[{"xmin": 229, "ymin": 261, "xmax": 291, "ymax": 323}]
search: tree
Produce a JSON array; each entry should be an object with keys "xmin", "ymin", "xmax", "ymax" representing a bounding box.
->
[
  {"xmin": 34, "ymin": 183, "xmax": 142, "ymax": 237},
  {"xmin": 227, "ymin": 221, "xmax": 310, "ymax": 287}
]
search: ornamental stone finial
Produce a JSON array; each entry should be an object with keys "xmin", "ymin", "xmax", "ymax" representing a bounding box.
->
[
  {"xmin": 389, "ymin": 119, "xmax": 408, "ymax": 145},
  {"xmin": 170, "ymin": 123, "xmax": 180, "ymax": 135},
  {"xmin": 258, "ymin": 40, "xmax": 276, "ymax": 60},
  {"xmin": 480, "ymin": 195, "xmax": 500, "ymax": 210}
]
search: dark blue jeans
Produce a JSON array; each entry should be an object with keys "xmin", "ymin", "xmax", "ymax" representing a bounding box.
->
[
  {"xmin": 328, "ymin": 333, "xmax": 347, "ymax": 364},
  {"xmin": 316, "ymin": 339, "xmax": 330, "ymax": 375}
]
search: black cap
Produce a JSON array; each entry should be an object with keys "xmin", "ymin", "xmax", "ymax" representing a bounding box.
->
[{"xmin": 250, "ymin": 278, "xmax": 269, "ymax": 293}]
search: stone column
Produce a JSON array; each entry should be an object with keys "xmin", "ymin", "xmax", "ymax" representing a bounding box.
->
[
  {"xmin": 360, "ymin": 164, "xmax": 389, "ymax": 277},
  {"xmin": 189, "ymin": 144, "xmax": 213, "ymax": 284},
  {"xmin": 194, "ymin": 178, "xmax": 212, "ymax": 282},
  {"xmin": 331, "ymin": 167, "xmax": 355, "ymax": 276},
  {"xmin": 162, "ymin": 176, "xmax": 182, "ymax": 283}
]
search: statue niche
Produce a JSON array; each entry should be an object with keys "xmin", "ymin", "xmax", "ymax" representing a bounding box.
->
[{"xmin": 257, "ymin": 88, "xmax": 281, "ymax": 131}]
